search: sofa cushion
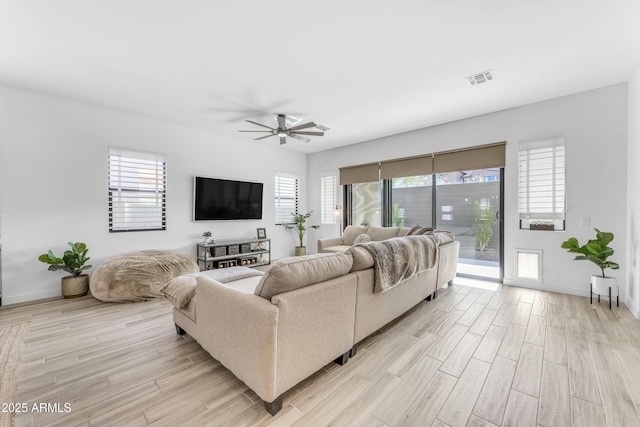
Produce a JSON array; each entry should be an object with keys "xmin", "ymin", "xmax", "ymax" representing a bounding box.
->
[
  {"xmin": 354, "ymin": 233, "xmax": 372, "ymax": 244},
  {"xmin": 342, "ymin": 225, "xmax": 370, "ymax": 245},
  {"xmin": 254, "ymin": 252, "xmax": 353, "ymax": 300},
  {"xmin": 348, "ymin": 246, "xmax": 375, "ymax": 271},
  {"xmin": 397, "ymin": 227, "xmax": 411, "ymax": 237},
  {"xmin": 367, "ymin": 226, "xmax": 400, "ymax": 241},
  {"xmin": 322, "ymin": 245, "xmax": 352, "ymax": 253}
]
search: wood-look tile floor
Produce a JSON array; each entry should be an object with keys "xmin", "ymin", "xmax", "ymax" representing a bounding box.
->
[{"xmin": 3, "ymin": 282, "xmax": 640, "ymax": 427}]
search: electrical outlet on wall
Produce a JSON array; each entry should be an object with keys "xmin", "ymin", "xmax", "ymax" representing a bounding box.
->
[{"xmin": 580, "ymin": 216, "xmax": 591, "ymax": 227}]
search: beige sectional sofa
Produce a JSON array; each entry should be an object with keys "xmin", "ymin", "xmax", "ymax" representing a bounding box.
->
[{"xmin": 164, "ymin": 229, "xmax": 459, "ymax": 416}]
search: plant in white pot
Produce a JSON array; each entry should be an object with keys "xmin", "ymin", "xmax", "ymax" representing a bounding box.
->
[
  {"xmin": 38, "ymin": 242, "xmax": 92, "ymax": 298},
  {"xmin": 561, "ymin": 228, "xmax": 619, "ymax": 307},
  {"xmin": 283, "ymin": 211, "xmax": 320, "ymax": 256}
]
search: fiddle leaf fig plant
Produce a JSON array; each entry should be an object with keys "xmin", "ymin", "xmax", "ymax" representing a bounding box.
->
[
  {"xmin": 283, "ymin": 211, "xmax": 320, "ymax": 248},
  {"xmin": 38, "ymin": 242, "xmax": 92, "ymax": 277},
  {"xmin": 561, "ymin": 228, "xmax": 619, "ymax": 278}
]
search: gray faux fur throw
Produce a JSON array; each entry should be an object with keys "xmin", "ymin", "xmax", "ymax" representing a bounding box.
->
[{"xmin": 357, "ymin": 232, "xmax": 454, "ymax": 294}]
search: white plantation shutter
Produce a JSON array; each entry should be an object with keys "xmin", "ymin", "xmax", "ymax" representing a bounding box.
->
[
  {"xmin": 321, "ymin": 174, "xmax": 337, "ymax": 224},
  {"xmin": 518, "ymin": 137, "xmax": 566, "ymax": 228},
  {"xmin": 108, "ymin": 147, "xmax": 166, "ymax": 232},
  {"xmin": 274, "ymin": 174, "xmax": 298, "ymax": 224}
]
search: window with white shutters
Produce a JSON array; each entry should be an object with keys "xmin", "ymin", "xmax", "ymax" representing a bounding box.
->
[
  {"xmin": 518, "ymin": 137, "xmax": 566, "ymax": 231},
  {"xmin": 108, "ymin": 147, "xmax": 167, "ymax": 232},
  {"xmin": 320, "ymin": 174, "xmax": 337, "ymax": 224},
  {"xmin": 274, "ymin": 174, "xmax": 298, "ymax": 224}
]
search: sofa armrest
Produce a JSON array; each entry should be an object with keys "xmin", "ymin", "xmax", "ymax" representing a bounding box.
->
[
  {"xmin": 317, "ymin": 236, "xmax": 345, "ymax": 253},
  {"xmin": 195, "ymin": 276, "xmax": 280, "ymax": 402},
  {"xmin": 436, "ymin": 241, "xmax": 460, "ymax": 289}
]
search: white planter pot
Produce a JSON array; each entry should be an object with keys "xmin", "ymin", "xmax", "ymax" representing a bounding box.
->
[
  {"xmin": 294, "ymin": 246, "xmax": 307, "ymax": 256},
  {"xmin": 590, "ymin": 275, "xmax": 618, "ymax": 308}
]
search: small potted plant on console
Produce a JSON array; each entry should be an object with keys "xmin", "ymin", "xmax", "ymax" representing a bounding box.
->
[
  {"xmin": 561, "ymin": 228, "xmax": 619, "ymax": 307},
  {"xmin": 38, "ymin": 242, "xmax": 92, "ymax": 298}
]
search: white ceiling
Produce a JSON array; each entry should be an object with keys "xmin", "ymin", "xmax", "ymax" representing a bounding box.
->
[{"xmin": 1, "ymin": 1, "xmax": 639, "ymax": 153}]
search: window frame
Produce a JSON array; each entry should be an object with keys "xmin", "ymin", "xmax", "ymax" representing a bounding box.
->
[
  {"xmin": 518, "ymin": 137, "xmax": 566, "ymax": 231},
  {"xmin": 108, "ymin": 146, "xmax": 167, "ymax": 232},
  {"xmin": 320, "ymin": 174, "xmax": 337, "ymax": 225},
  {"xmin": 274, "ymin": 173, "xmax": 299, "ymax": 225}
]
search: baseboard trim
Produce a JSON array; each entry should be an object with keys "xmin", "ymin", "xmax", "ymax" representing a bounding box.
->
[{"xmin": 1, "ymin": 289, "xmax": 61, "ymax": 306}]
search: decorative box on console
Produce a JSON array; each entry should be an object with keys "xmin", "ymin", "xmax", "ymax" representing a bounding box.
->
[
  {"xmin": 240, "ymin": 243, "xmax": 252, "ymax": 254},
  {"xmin": 211, "ymin": 246, "xmax": 227, "ymax": 257},
  {"xmin": 228, "ymin": 244, "xmax": 240, "ymax": 255}
]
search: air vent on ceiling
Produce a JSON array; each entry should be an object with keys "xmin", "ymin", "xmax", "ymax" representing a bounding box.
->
[{"xmin": 467, "ymin": 70, "xmax": 495, "ymax": 86}]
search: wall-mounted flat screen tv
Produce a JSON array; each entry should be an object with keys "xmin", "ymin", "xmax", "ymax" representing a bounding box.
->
[{"xmin": 194, "ymin": 176, "xmax": 263, "ymax": 221}]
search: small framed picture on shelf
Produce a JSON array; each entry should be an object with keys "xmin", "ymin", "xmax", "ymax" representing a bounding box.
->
[{"xmin": 257, "ymin": 228, "xmax": 267, "ymax": 239}]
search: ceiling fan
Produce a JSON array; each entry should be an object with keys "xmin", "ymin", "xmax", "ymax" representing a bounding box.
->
[{"xmin": 239, "ymin": 114, "xmax": 325, "ymax": 145}]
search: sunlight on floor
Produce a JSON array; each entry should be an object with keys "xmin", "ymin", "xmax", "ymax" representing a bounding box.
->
[{"xmin": 451, "ymin": 276, "xmax": 500, "ymax": 291}]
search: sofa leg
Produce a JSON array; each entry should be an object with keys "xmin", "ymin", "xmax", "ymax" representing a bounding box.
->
[
  {"xmin": 264, "ymin": 395, "xmax": 283, "ymax": 416},
  {"xmin": 433, "ymin": 290, "xmax": 438, "ymax": 299},
  {"xmin": 425, "ymin": 294, "xmax": 432, "ymax": 301},
  {"xmin": 350, "ymin": 345, "xmax": 358, "ymax": 358},
  {"xmin": 175, "ymin": 324, "xmax": 186, "ymax": 336},
  {"xmin": 448, "ymin": 279, "xmax": 454, "ymax": 286},
  {"xmin": 334, "ymin": 350, "xmax": 350, "ymax": 366}
]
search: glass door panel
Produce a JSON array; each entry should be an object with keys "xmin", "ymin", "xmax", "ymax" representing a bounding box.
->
[
  {"xmin": 435, "ymin": 169, "xmax": 502, "ymax": 280},
  {"xmin": 391, "ymin": 175, "xmax": 433, "ymax": 228},
  {"xmin": 351, "ymin": 181, "xmax": 381, "ymax": 227}
]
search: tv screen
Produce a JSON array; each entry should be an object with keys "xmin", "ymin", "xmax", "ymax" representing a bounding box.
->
[{"xmin": 194, "ymin": 176, "xmax": 263, "ymax": 221}]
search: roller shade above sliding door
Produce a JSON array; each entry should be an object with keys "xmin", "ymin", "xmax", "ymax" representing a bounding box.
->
[
  {"xmin": 339, "ymin": 163, "xmax": 379, "ymax": 185},
  {"xmin": 434, "ymin": 142, "xmax": 505, "ymax": 173},
  {"xmin": 380, "ymin": 156, "xmax": 432, "ymax": 179}
]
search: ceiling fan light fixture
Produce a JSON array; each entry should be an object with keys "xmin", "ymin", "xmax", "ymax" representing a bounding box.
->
[{"xmin": 277, "ymin": 131, "xmax": 288, "ymax": 137}]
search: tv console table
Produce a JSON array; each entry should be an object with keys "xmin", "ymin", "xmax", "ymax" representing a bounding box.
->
[{"xmin": 196, "ymin": 238, "xmax": 271, "ymax": 271}]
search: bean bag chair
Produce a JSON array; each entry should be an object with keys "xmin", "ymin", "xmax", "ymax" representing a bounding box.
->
[{"xmin": 90, "ymin": 250, "xmax": 199, "ymax": 302}]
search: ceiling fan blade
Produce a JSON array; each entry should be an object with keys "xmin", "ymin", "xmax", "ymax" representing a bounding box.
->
[
  {"xmin": 255, "ymin": 134, "xmax": 275, "ymax": 140},
  {"xmin": 289, "ymin": 122, "xmax": 317, "ymax": 131},
  {"xmin": 290, "ymin": 134, "xmax": 311, "ymax": 143},
  {"xmin": 292, "ymin": 131, "xmax": 324, "ymax": 136},
  {"xmin": 280, "ymin": 136, "xmax": 287, "ymax": 145},
  {"xmin": 277, "ymin": 114, "xmax": 286, "ymax": 129},
  {"xmin": 245, "ymin": 120, "xmax": 275, "ymax": 130},
  {"xmin": 239, "ymin": 130, "xmax": 271, "ymax": 133}
]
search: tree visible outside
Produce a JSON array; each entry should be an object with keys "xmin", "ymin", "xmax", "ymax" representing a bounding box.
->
[
  {"xmin": 473, "ymin": 200, "xmax": 496, "ymax": 251},
  {"xmin": 391, "ymin": 203, "xmax": 406, "ymax": 227}
]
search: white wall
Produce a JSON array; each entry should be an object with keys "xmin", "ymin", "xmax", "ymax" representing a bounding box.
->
[
  {"xmin": 308, "ymin": 84, "xmax": 628, "ymax": 301},
  {"xmin": 0, "ymin": 86, "xmax": 307, "ymax": 305},
  {"xmin": 627, "ymin": 66, "xmax": 640, "ymax": 318}
]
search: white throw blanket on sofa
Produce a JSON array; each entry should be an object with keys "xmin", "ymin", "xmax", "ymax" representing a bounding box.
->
[{"xmin": 357, "ymin": 232, "xmax": 453, "ymax": 294}]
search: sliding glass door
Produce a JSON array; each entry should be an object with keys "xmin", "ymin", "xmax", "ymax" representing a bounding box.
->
[
  {"xmin": 346, "ymin": 168, "xmax": 503, "ymax": 281},
  {"xmin": 435, "ymin": 168, "xmax": 503, "ymax": 280},
  {"xmin": 341, "ymin": 143, "xmax": 505, "ymax": 282}
]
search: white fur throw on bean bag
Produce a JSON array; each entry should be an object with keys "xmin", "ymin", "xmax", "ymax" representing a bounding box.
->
[{"xmin": 90, "ymin": 250, "xmax": 200, "ymax": 303}]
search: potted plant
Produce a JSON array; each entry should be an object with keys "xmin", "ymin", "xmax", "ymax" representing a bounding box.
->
[
  {"xmin": 202, "ymin": 231, "xmax": 212, "ymax": 243},
  {"xmin": 283, "ymin": 211, "xmax": 320, "ymax": 256},
  {"xmin": 561, "ymin": 228, "xmax": 619, "ymax": 305},
  {"xmin": 38, "ymin": 242, "xmax": 92, "ymax": 298}
]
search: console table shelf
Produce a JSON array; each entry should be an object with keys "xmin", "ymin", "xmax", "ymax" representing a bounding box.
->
[{"xmin": 197, "ymin": 238, "xmax": 271, "ymax": 271}]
